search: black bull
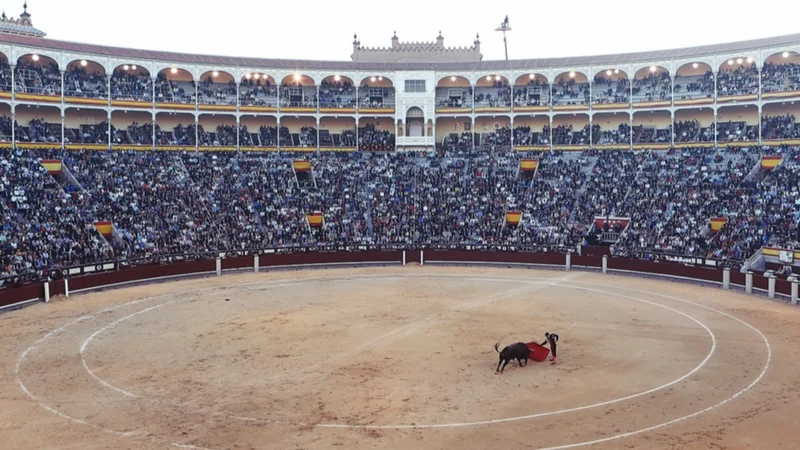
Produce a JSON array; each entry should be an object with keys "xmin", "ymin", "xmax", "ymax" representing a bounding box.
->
[{"xmin": 494, "ymin": 342, "xmax": 530, "ymax": 373}]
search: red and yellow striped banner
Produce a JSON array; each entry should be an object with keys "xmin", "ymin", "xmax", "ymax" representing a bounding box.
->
[
  {"xmin": 506, "ymin": 211, "xmax": 522, "ymax": 225},
  {"xmin": 761, "ymin": 155, "xmax": 782, "ymax": 170},
  {"xmin": 519, "ymin": 159, "xmax": 539, "ymax": 171},
  {"xmin": 306, "ymin": 212, "xmax": 323, "ymax": 227},
  {"xmin": 293, "ymin": 160, "xmax": 312, "ymax": 172},
  {"xmin": 710, "ymin": 217, "xmax": 727, "ymax": 232},
  {"xmin": 41, "ymin": 159, "xmax": 62, "ymax": 174},
  {"xmin": 94, "ymin": 221, "xmax": 113, "ymax": 236}
]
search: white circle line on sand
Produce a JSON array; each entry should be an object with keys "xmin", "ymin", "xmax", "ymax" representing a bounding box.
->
[
  {"xmin": 78, "ymin": 278, "xmax": 562, "ymax": 398},
  {"xmin": 78, "ymin": 275, "xmax": 715, "ymax": 431},
  {"xmin": 14, "ymin": 272, "xmax": 771, "ymax": 450}
]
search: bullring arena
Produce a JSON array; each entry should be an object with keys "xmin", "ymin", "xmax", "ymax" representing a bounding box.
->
[{"xmin": 2, "ymin": 263, "xmax": 799, "ymax": 450}]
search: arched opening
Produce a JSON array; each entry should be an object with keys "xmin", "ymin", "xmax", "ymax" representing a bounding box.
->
[
  {"xmin": 156, "ymin": 67, "xmax": 195, "ymax": 104},
  {"xmin": 513, "ymin": 73, "xmax": 549, "ymax": 108},
  {"xmin": 0, "ymin": 103, "xmax": 11, "ymax": 142},
  {"xmin": 240, "ymin": 73, "xmax": 277, "ymax": 107},
  {"xmin": 198, "ymin": 114, "xmax": 237, "ymax": 147},
  {"xmin": 553, "ymin": 72, "xmax": 589, "ymax": 107},
  {"xmin": 475, "ymin": 75, "xmax": 511, "ymax": 109},
  {"xmin": 674, "ymin": 108, "xmax": 714, "ymax": 143},
  {"xmin": 475, "ymin": 116, "xmax": 511, "ymax": 150},
  {"xmin": 633, "ymin": 110, "xmax": 671, "ymax": 145},
  {"xmin": 405, "ymin": 107, "xmax": 424, "ymax": 137},
  {"xmin": 674, "ymin": 62, "xmax": 714, "ymax": 102},
  {"xmin": 762, "ymin": 101, "xmax": 800, "ymax": 141},
  {"xmin": 552, "ymin": 114, "xmax": 590, "ymax": 145},
  {"xmin": 14, "ymin": 105, "xmax": 62, "ymax": 143},
  {"xmin": 763, "ymin": 51, "xmax": 800, "ymax": 95},
  {"xmin": 358, "ymin": 117, "xmax": 394, "ymax": 151},
  {"xmin": 320, "ymin": 75, "xmax": 356, "ymax": 109},
  {"xmin": 319, "ymin": 117, "xmax": 356, "ymax": 148},
  {"xmin": 436, "ymin": 117, "xmax": 474, "ymax": 155},
  {"xmin": 281, "ymin": 116, "xmax": 317, "ymax": 149},
  {"xmin": 280, "ymin": 74, "xmax": 316, "ymax": 108},
  {"xmin": 197, "ymin": 70, "xmax": 236, "ymax": 106},
  {"xmin": 0, "ymin": 52, "xmax": 12, "ymax": 92},
  {"xmin": 64, "ymin": 108, "xmax": 109, "ymax": 144},
  {"xmin": 593, "ymin": 112, "xmax": 630, "ymax": 145},
  {"xmin": 435, "ymin": 75, "xmax": 471, "ymax": 109},
  {"xmin": 632, "ymin": 66, "xmax": 671, "ymax": 104},
  {"xmin": 155, "ymin": 112, "xmax": 195, "ymax": 146},
  {"xmin": 513, "ymin": 115, "xmax": 550, "ymax": 147},
  {"xmin": 359, "ymin": 75, "xmax": 395, "ymax": 109},
  {"xmin": 717, "ymin": 56, "xmax": 758, "ymax": 97},
  {"xmin": 592, "ymin": 69, "xmax": 629, "ymax": 106},
  {"xmin": 717, "ymin": 105, "xmax": 758, "ymax": 142},
  {"xmin": 15, "ymin": 54, "xmax": 60, "ymax": 96},
  {"xmin": 110, "ymin": 110, "xmax": 152, "ymax": 145},
  {"xmin": 111, "ymin": 64, "xmax": 153, "ymax": 102},
  {"xmin": 239, "ymin": 115, "xmax": 277, "ymax": 148},
  {"xmin": 64, "ymin": 59, "xmax": 107, "ymax": 99}
]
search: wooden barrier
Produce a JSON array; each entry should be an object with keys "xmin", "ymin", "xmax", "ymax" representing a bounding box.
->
[{"xmin": 0, "ymin": 250, "xmax": 795, "ymax": 311}]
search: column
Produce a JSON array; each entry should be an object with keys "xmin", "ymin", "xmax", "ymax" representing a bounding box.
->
[
  {"xmin": 629, "ymin": 112, "xmax": 634, "ymax": 150},
  {"xmin": 151, "ymin": 111, "xmax": 156, "ymax": 151},
  {"xmin": 758, "ymin": 104, "xmax": 762, "ymax": 146},
  {"xmin": 60, "ymin": 110, "xmax": 65, "ymax": 150},
  {"xmin": 768, "ymin": 274, "xmax": 776, "ymax": 300},
  {"xmin": 722, "ymin": 267, "xmax": 731, "ymax": 290},
  {"xmin": 107, "ymin": 74, "xmax": 112, "ymax": 108},
  {"xmin": 713, "ymin": 110, "xmax": 718, "ymax": 149},
  {"xmin": 471, "ymin": 116, "xmax": 476, "ymax": 152},
  {"xmin": 236, "ymin": 115, "xmax": 241, "ymax": 152},
  {"xmin": 194, "ymin": 113, "xmax": 199, "ymax": 153},
  {"xmin": 355, "ymin": 117, "xmax": 359, "ymax": 151},
  {"xmin": 316, "ymin": 117, "xmax": 320, "ymax": 153},
  {"xmin": 745, "ymin": 271, "xmax": 754, "ymax": 294},
  {"xmin": 277, "ymin": 117, "xmax": 281, "ymax": 152},
  {"xmin": 510, "ymin": 115, "xmax": 514, "ymax": 151},
  {"xmin": 10, "ymin": 63, "xmax": 15, "ymax": 102},
  {"xmin": 60, "ymin": 70, "xmax": 65, "ymax": 103},
  {"xmin": 671, "ymin": 110, "xmax": 675, "ymax": 148},
  {"xmin": 549, "ymin": 114, "xmax": 554, "ymax": 152},
  {"xmin": 10, "ymin": 105, "xmax": 15, "ymax": 147},
  {"xmin": 107, "ymin": 110, "xmax": 112, "ymax": 150}
]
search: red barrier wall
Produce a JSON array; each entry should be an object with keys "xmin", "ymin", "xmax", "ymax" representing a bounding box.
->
[{"xmin": 1, "ymin": 250, "xmax": 795, "ymax": 310}]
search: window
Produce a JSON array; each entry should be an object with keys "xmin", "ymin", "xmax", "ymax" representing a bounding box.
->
[{"xmin": 405, "ymin": 79, "xmax": 426, "ymax": 93}]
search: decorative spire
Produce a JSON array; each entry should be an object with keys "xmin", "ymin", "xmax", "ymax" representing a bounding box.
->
[{"xmin": 21, "ymin": 1, "xmax": 29, "ymax": 17}]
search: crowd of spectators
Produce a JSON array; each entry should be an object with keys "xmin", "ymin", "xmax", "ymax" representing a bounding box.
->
[
  {"xmin": 513, "ymin": 125, "xmax": 549, "ymax": 146},
  {"xmin": 552, "ymin": 79, "xmax": 589, "ymax": 106},
  {"xmin": 632, "ymin": 72, "xmax": 671, "ymax": 103},
  {"xmin": 474, "ymin": 81, "xmax": 511, "ymax": 108},
  {"xmin": 110, "ymin": 70, "xmax": 153, "ymax": 102},
  {"xmin": 762, "ymin": 62, "xmax": 800, "ymax": 93},
  {"xmin": 717, "ymin": 121, "xmax": 757, "ymax": 142},
  {"xmin": 513, "ymin": 79, "xmax": 549, "ymax": 107},
  {"xmin": 64, "ymin": 67, "xmax": 107, "ymax": 98},
  {"xmin": 717, "ymin": 64, "xmax": 759, "ymax": 97},
  {"xmin": 319, "ymin": 81, "xmax": 355, "ymax": 108},
  {"xmin": 762, "ymin": 114, "xmax": 800, "ymax": 140},
  {"xmin": 1, "ymin": 148, "xmax": 111, "ymax": 281},
  {"xmin": 674, "ymin": 71, "xmax": 714, "ymax": 100},
  {"xmin": 595, "ymin": 123, "xmax": 630, "ymax": 145},
  {"xmin": 198, "ymin": 76, "xmax": 236, "ymax": 106},
  {"xmin": 592, "ymin": 75, "xmax": 630, "ymax": 104},
  {"xmin": 4, "ymin": 144, "xmax": 800, "ymax": 281},
  {"xmin": 15, "ymin": 60, "xmax": 61, "ymax": 96}
]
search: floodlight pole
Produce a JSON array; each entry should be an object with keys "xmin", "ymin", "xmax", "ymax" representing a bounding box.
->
[{"xmin": 496, "ymin": 18, "xmax": 511, "ymax": 61}]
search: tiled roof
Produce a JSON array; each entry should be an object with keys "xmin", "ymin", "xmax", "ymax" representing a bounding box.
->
[
  {"xmin": 1, "ymin": 31, "xmax": 799, "ymax": 71},
  {"xmin": 0, "ymin": 21, "xmax": 44, "ymax": 37}
]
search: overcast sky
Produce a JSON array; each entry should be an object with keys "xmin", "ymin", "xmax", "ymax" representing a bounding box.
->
[{"xmin": 15, "ymin": 0, "xmax": 800, "ymax": 62}]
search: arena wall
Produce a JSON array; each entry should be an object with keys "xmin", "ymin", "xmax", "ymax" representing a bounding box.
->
[{"xmin": 3, "ymin": 250, "xmax": 796, "ymax": 311}]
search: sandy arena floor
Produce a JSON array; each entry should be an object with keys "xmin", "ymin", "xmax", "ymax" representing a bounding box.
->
[{"xmin": 1, "ymin": 266, "xmax": 799, "ymax": 450}]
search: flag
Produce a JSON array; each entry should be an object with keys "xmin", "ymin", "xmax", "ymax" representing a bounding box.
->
[{"xmin": 41, "ymin": 159, "xmax": 62, "ymax": 174}]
